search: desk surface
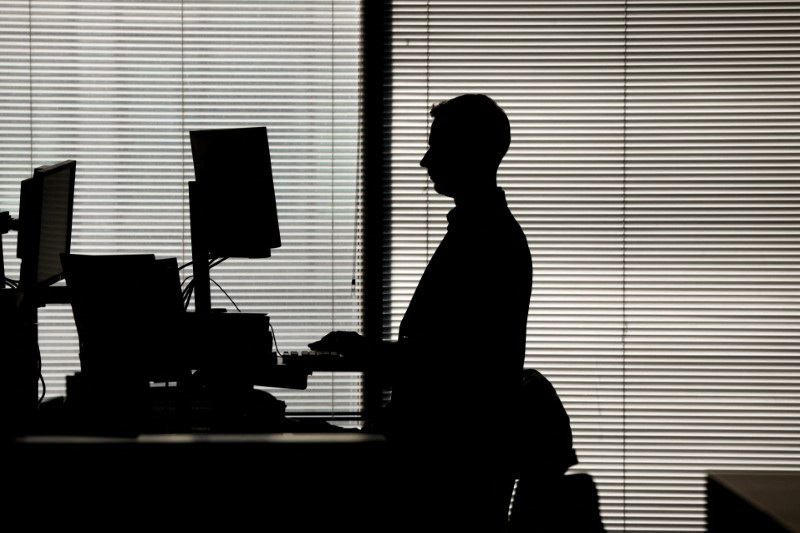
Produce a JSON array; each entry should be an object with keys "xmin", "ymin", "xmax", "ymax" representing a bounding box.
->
[
  {"xmin": 7, "ymin": 431, "xmax": 389, "ymax": 530},
  {"xmin": 18, "ymin": 430, "xmax": 384, "ymax": 445}
]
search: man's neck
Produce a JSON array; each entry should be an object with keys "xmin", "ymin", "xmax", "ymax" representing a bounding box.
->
[{"xmin": 453, "ymin": 183, "xmax": 500, "ymax": 208}]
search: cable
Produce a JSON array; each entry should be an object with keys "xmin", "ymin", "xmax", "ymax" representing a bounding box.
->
[
  {"xmin": 192, "ymin": 264, "xmax": 282, "ymax": 359},
  {"xmin": 209, "ymin": 256, "xmax": 228, "ymax": 269},
  {"xmin": 183, "ymin": 286, "xmax": 194, "ymax": 311},
  {"xmin": 38, "ymin": 372, "xmax": 46, "ymax": 404},
  {"xmin": 181, "ymin": 276, "xmax": 195, "ymax": 311},
  {"xmin": 209, "ymin": 277, "xmax": 240, "ymax": 312},
  {"xmin": 203, "ymin": 261, "xmax": 283, "ymax": 357},
  {"xmin": 178, "ymin": 260, "xmax": 192, "ymax": 271},
  {"xmin": 269, "ymin": 322, "xmax": 281, "ymax": 356},
  {"xmin": 179, "ymin": 257, "xmax": 227, "ymax": 311},
  {"xmin": 204, "ymin": 265, "xmax": 283, "ymax": 361},
  {"xmin": 36, "ymin": 344, "xmax": 45, "ymax": 405}
]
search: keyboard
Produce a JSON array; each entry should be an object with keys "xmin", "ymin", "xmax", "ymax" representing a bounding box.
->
[{"xmin": 279, "ymin": 350, "xmax": 350, "ymax": 370}]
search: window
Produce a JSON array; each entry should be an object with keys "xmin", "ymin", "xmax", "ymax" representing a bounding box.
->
[
  {"xmin": 387, "ymin": 1, "xmax": 800, "ymax": 531},
  {"xmin": 0, "ymin": 0, "xmax": 362, "ymax": 419}
]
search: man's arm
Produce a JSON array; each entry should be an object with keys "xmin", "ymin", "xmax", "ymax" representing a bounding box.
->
[{"xmin": 308, "ymin": 331, "xmax": 403, "ymax": 372}]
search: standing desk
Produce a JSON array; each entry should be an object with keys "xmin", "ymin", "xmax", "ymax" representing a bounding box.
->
[
  {"xmin": 6, "ymin": 431, "xmax": 389, "ymax": 531},
  {"xmin": 5, "ymin": 352, "xmax": 389, "ymax": 530}
]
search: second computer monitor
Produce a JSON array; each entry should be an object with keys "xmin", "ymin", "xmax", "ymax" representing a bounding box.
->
[
  {"xmin": 189, "ymin": 126, "xmax": 281, "ymax": 259},
  {"xmin": 16, "ymin": 160, "xmax": 77, "ymax": 293}
]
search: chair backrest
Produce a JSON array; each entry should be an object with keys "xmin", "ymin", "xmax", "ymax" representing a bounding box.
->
[
  {"xmin": 509, "ymin": 369, "xmax": 606, "ymax": 532},
  {"xmin": 509, "ymin": 472, "xmax": 606, "ymax": 533},
  {"xmin": 514, "ymin": 368, "xmax": 578, "ymax": 478}
]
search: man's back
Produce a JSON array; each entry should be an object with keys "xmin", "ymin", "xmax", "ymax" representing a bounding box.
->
[
  {"xmin": 384, "ymin": 187, "xmax": 531, "ymax": 530},
  {"xmin": 393, "ymin": 187, "xmax": 531, "ymax": 443}
]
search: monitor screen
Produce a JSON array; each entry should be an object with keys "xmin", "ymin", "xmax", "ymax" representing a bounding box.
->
[
  {"xmin": 60, "ymin": 253, "xmax": 189, "ymax": 382},
  {"xmin": 16, "ymin": 160, "xmax": 76, "ymax": 291},
  {"xmin": 189, "ymin": 126, "xmax": 281, "ymax": 258}
]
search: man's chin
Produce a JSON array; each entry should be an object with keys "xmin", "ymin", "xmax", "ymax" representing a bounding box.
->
[{"xmin": 432, "ymin": 182, "xmax": 455, "ymax": 197}]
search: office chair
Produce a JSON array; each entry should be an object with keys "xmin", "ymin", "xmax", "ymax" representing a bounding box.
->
[
  {"xmin": 509, "ymin": 472, "xmax": 606, "ymax": 533},
  {"xmin": 508, "ymin": 368, "xmax": 606, "ymax": 532}
]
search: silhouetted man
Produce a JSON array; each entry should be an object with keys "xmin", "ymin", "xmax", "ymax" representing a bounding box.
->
[{"xmin": 311, "ymin": 94, "xmax": 532, "ymax": 530}]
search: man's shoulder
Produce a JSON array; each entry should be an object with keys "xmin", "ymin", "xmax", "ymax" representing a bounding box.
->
[{"xmin": 489, "ymin": 211, "xmax": 531, "ymax": 255}]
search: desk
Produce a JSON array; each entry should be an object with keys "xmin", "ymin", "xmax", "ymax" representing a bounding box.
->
[
  {"xmin": 707, "ymin": 471, "xmax": 800, "ymax": 533},
  {"xmin": 6, "ymin": 432, "xmax": 389, "ymax": 531}
]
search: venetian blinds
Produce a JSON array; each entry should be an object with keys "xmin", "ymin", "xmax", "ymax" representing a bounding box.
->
[
  {"xmin": 0, "ymin": 0, "xmax": 363, "ymax": 418},
  {"xmin": 387, "ymin": 1, "xmax": 800, "ymax": 531}
]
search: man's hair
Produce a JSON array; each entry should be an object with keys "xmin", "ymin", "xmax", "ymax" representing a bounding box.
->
[{"xmin": 430, "ymin": 94, "xmax": 511, "ymax": 167}]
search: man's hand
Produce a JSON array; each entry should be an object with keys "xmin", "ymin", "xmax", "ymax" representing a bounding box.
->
[{"xmin": 309, "ymin": 331, "xmax": 368, "ymax": 358}]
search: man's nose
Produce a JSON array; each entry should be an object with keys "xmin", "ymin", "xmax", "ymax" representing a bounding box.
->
[{"xmin": 420, "ymin": 151, "xmax": 429, "ymax": 168}]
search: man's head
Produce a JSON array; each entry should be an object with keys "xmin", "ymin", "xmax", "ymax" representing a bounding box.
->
[{"xmin": 420, "ymin": 94, "xmax": 511, "ymax": 198}]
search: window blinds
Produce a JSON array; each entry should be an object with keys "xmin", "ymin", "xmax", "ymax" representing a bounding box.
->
[
  {"xmin": 623, "ymin": 2, "xmax": 800, "ymax": 530},
  {"xmin": 387, "ymin": 1, "xmax": 800, "ymax": 531},
  {"xmin": 0, "ymin": 0, "xmax": 363, "ymax": 418}
]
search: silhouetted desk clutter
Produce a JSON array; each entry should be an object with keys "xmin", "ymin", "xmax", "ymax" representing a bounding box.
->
[
  {"xmin": 40, "ymin": 251, "xmax": 358, "ymax": 436},
  {"xmin": 1, "ymin": 129, "xmax": 387, "ymax": 529},
  {"xmin": 1, "ymin": 126, "xmax": 354, "ymax": 437}
]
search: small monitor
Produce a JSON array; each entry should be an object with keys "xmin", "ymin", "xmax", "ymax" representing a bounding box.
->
[
  {"xmin": 16, "ymin": 160, "xmax": 76, "ymax": 292},
  {"xmin": 60, "ymin": 253, "xmax": 188, "ymax": 382},
  {"xmin": 189, "ymin": 126, "xmax": 281, "ymax": 258}
]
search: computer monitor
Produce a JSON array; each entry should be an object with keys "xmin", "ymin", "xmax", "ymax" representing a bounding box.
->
[
  {"xmin": 189, "ymin": 126, "xmax": 281, "ymax": 259},
  {"xmin": 188, "ymin": 126, "xmax": 281, "ymax": 314},
  {"xmin": 60, "ymin": 253, "xmax": 188, "ymax": 382},
  {"xmin": 16, "ymin": 160, "xmax": 76, "ymax": 295}
]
